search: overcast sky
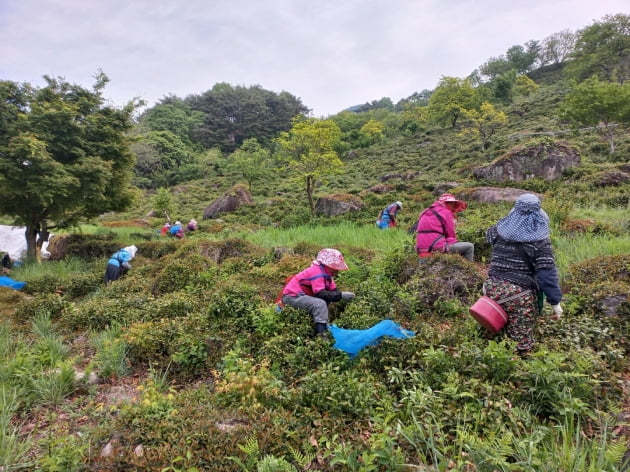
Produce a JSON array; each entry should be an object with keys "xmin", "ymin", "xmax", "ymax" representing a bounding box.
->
[{"xmin": 0, "ymin": 1, "xmax": 626, "ymax": 117}]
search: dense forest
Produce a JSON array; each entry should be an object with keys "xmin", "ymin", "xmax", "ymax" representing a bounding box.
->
[{"xmin": 0, "ymin": 12, "xmax": 629, "ymax": 472}]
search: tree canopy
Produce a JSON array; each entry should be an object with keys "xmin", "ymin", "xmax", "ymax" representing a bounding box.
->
[
  {"xmin": 0, "ymin": 73, "xmax": 139, "ymax": 257},
  {"xmin": 185, "ymin": 83, "xmax": 309, "ymax": 153}
]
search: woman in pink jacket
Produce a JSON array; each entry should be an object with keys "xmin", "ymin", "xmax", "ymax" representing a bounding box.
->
[
  {"xmin": 415, "ymin": 193, "xmax": 474, "ymax": 261},
  {"xmin": 280, "ymin": 248, "xmax": 355, "ymax": 336}
]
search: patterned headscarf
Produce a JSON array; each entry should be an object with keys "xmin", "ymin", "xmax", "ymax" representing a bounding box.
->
[{"xmin": 496, "ymin": 194, "xmax": 550, "ymax": 242}]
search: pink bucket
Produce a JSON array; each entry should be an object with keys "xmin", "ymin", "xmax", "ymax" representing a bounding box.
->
[{"xmin": 469, "ymin": 296, "xmax": 508, "ymax": 333}]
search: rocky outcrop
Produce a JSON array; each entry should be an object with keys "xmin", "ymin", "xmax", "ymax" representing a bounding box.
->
[
  {"xmin": 473, "ymin": 141, "xmax": 580, "ymax": 182},
  {"xmin": 594, "ymin": 170, "xmax": 630, "ymax": 187},
  {"xmin": 315, "ymin": 194, "xmax": 364, "ymax": 217},
  {"xmin": 203, "ymin": 184, "xmax": 254, "ymax": 219},
  {"xmin": 379, "ymin": 171, "xmax": 422, "ymax": 182},
  {"xmin": 458, "ymin": 186, "xmax": 540, "ymax": 204},
  {"xmin": 433, "ymin": 182, "xmax": 460, "ymax": 195}
]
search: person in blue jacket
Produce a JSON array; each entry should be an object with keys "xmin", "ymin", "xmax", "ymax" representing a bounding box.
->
[
  {"xmin": 104, "ymin": 245, "xmax": 137, "ymax": 284},
  {"xmin": 169, "ymin": 221, "xmax": 185, "ymax": 239},
  {"xmin": 376, "ymin": 201, "xmax": 402, "ymax": 229}
]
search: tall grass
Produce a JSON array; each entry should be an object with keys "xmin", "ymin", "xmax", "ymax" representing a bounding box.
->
[
  {"xmin": 11, "ymin": 257, "xmax": 101, "ymax": 280},
  {"xmin": 553, "ymin": 232, "xmax": 630, "ymax": 278},
  {"xmin": 241, "ymin": 221, "xmax": 410, "ymax": 253}
]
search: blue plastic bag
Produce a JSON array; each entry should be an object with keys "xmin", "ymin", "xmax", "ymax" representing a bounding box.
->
[
  {"xmin": 330, "ymin": 320, "xmax": 414, "ymax": 358},
  {"xmin": 0, "ymin": 276, "xmax": 26, "ymax": 290}
]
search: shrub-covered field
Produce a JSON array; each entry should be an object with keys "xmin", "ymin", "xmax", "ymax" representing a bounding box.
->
[{"xmin": 1, "ymin": 204, "xmax": 629, "ymax": 470}]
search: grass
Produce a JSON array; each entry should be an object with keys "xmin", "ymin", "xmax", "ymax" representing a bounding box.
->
[
  {"xmin": 553, "ymin": 232, "xmax": 630, "ymax": 278},
  {"xmin": 240, "ymin": 221, "xmax": 410, "ymax": 253}
]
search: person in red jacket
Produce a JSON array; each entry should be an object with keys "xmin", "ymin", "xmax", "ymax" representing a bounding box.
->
[
  {"xmin": 280, "ymin": 248, "xmax": 355, "ymax": 336},
  {"xmin": 415, "ymin": 193, "xmax": 474, "ymax": 261}
]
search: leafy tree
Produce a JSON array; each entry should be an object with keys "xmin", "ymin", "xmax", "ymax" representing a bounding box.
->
[
  {"xmin": 514, "ymin": 75, "xmax": 539, "ymax": 98},
  {"xmin": 505, "ymin": 45, "xmax": 537, "ymax": 74},
  {"xmin": 151, "ymin": 188, "xmax": 175, "ymax": 222},
  {"xmin": 187, "ymin": 83, "xmax": 308, "ymax": 153},
  {"xmin": 567, "ymin": 13, "xmax": 630, "ymax": 83},
  {"xmin": 275, "ymin": 118, "xmax": 343, "ymax": 214},
  {"xmin": 540, "ymin": 29, "xmax": 576, "ymax": 66},
  {"xmin": 492, "ymin": 69, "xmax": 518, "ymax": 103},
  {"xmin": 132, "ymin": 130, "xmax": 194, "ymax": 188},
  {"xmin": 227, "ymin": 138, "xmax": 272, "ymax": 193},
  {"xmin": 461, "ymin": 102, "xmax": 508, "ymax": 151},
  {"xmin": 428, "ymin": 77, "xmax": 479, "ymax": 128},
  {"xmin": 561, "ymin": 77, "xmax": 630, "ymax": 154},
  {"xmin": 137, "ymin": 97, "xmax": 203, "ymax": 147},
  {"xmin": 359, "ymin": 119, "xmax": 385, "ymax": 145},
  {"xmin": 0, "ymin": 74, "xmax": 139, "ymax": 258}
]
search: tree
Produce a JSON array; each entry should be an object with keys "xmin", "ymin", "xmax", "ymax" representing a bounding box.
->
[
  {"xmin": 514, "ymin": 75, "xmax": 539, "ymax": 98},
  {"xmin": 540, "ymin": 29, "xmax": 576, "ymax": 66},
  {"xmin": 227, "ymin": 138, "xmax": 272, "ymax": 193},
  {"xmin": 561, "ymin": 77, "xmax": 630, "ymax": 154},
  {"xmin": 0, "ymin": 74, "xmax": 139, "ymax": 258},
  {"xmin": 460, "ymin": 102, "xmax": 508, "ymax": 151},
  {"xmin": 428, "ymin": 77, "xmax": 479, "ymax": 128},
  {"xmin": 567, "ymin": 13, "xmax": 630, "ymax": 83},
  {"xmin": 151, "ymin": 187, "xmax": 175, "ymax": 222},
  {"xmin": 275, "ymin": 118, "xmax": 343, "ymax": 214},
  {"xmin": 187, "ymin": 83, "xmax": 308, "ymax": 153},
  {"xmin": 359, "ymin": 119, "xmax": 385, "ymax": 145}
]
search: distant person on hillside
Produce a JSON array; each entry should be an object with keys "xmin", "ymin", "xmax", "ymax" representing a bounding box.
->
[
  {"xmin": 279, "ymin": 248, "xmax": 355, "ymax": 337},
  {"xmin": 187, "ymin": 219, "xmax": 198, "ymax": 232},
  {"xmin": 415, "ymin": 193, "xmax": 474, "ymax": 261},
  {"xmin": 104, "ymin": 245, "xmax": 138, "ymax": 284},
  {"xmin": 1, "ymin": 253, "xmax": 12, "ymax": 274},
  {"xmin": 160, "ymin": 222, "xmax": 171, "ymax": 236},
  {"xmin": 376, "ymin": 201, "xmax": 403, "ymax": 229},
  {"xmin": 483, "ymin": 193, "xmax": 562, "ymax": 355},
  {"xmin": 170, "ymin": 221, "xmax": 185, "ymax": 239}
]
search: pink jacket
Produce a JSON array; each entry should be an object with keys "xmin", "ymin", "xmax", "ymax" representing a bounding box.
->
[
  {"xmin": 415, "ymin": 202, "xmax": 458, "ymax": 253},
  {"xmin": 282, "ymin": 262, "xmax": 337, "ymax": 297}
]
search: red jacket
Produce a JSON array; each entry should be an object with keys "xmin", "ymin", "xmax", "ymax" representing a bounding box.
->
[
  {"xmin": 282, "ymin": 262, "xmax": 337, "ymax": 297},
  {"xmin": 415, "ymin": 202, "xmax": 458, "ymax": 253}
]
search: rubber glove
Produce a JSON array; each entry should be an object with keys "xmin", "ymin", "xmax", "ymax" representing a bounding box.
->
[
  {"xmin": 341, "ymin": 292, "xmax": 355, "ymax": 301},
  {"xmin": 551, "ymin": 304, "xmax": 563, "ymax": 320}
]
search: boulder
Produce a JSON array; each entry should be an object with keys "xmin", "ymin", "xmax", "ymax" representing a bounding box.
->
[
  {"xmin": 458, "ymin": 186, "xmax": 540, "ymax": 204},
  {"xmin": 594, "ymin": 170, "xmax": 630, "ymax": 187},
  {"xmin": 366, "ymin": 183, "xmax": 395, "ymax": 194},
  {"xmin": 379, "ymin": 171, "xmax": 421, "ymax": 182},
  {"xmin": 203, "ymin": 184, "xmax": 254, "ymax": 219},
  {"xmin": 315, "ymin": 194, "xmax": 364, "ymax": 217},
  {"xmin": 473, "ymin": 141, "xmax": 580, "ymax": 182},
  {"xmin": 433, "ymin": 182, "xmax": 460, "ymax": 196}
]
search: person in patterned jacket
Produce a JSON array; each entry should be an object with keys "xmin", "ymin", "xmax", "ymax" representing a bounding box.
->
[
  {"xmin": 280, "ymin": 248, "xmax": 355, "ymax": 336},
  {"xmin": 484, "ymin": 194, "xmax": 563, "ymax": 355}
]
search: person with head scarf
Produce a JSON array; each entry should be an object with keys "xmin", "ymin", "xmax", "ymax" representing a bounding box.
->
[
  {"xmin": 376, "ymin": 201, "xmax": 403, "ymax": 229},
  {"xmin": 484, "ymin": 193, "xmax": 562, "ymax": 355},
  {"xmin": 279, "ymin": 248, "xmax": 355, "ymax": 336},
  {"xmin": 104, "ymin": 245, "xmax": 138, "ymax": 284},
  {"xmin": 415, "ymin": 193, "xmax": 474, "ymax": 261}
]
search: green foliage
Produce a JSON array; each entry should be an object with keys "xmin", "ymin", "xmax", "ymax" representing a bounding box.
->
[
  {"xmin": 567, "ymin": 13, "xmax": 630, "ymax": 83},
  {"xmin": 0, "ymin": 74, "xmax": 139, "ymax": 258},
  {"xmin": 275, "ymin": 117, "xmax": 344, "ymax": 213},
  {"xmin": 561, "ymin": 77, "xmax": 630, "ymax": 154},
  {"xmin": 90, "ymin": 323, "xmax": 130, "ymax": 379}
]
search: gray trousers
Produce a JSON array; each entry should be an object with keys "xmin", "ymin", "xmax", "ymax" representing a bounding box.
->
[
  {"xmin": 447, "ymin": 242, "xmax": 474, "ymax": 261},
  {"xmin": 282, "ymin": 294, "xmax": 329, "ymax": 324}
]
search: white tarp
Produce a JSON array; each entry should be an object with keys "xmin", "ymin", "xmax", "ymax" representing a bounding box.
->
[{"xmin": 0, "ymin": 225, "xmax": 52, "ymax": 260}]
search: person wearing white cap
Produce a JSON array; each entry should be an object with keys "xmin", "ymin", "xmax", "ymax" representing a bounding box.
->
[
  {"xmin": 376, "ymin": 201, "xmax": 403, "ymax": 229},
  {"xmin": 104, "ymin": 245, "xmax": 138, "ymax": 283},
  {"xmin": 484, "ymin": 193, "xmax": 562, "ymax": 355}
]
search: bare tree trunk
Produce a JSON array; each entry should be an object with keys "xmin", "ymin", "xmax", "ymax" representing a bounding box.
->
[
  {"xmin": 24, "ymin": 224, "xmax": 39, "ymax": 260},
  {"xmin": 306, "ymin": 175, "xmax": 315, "ymax": 215}
]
